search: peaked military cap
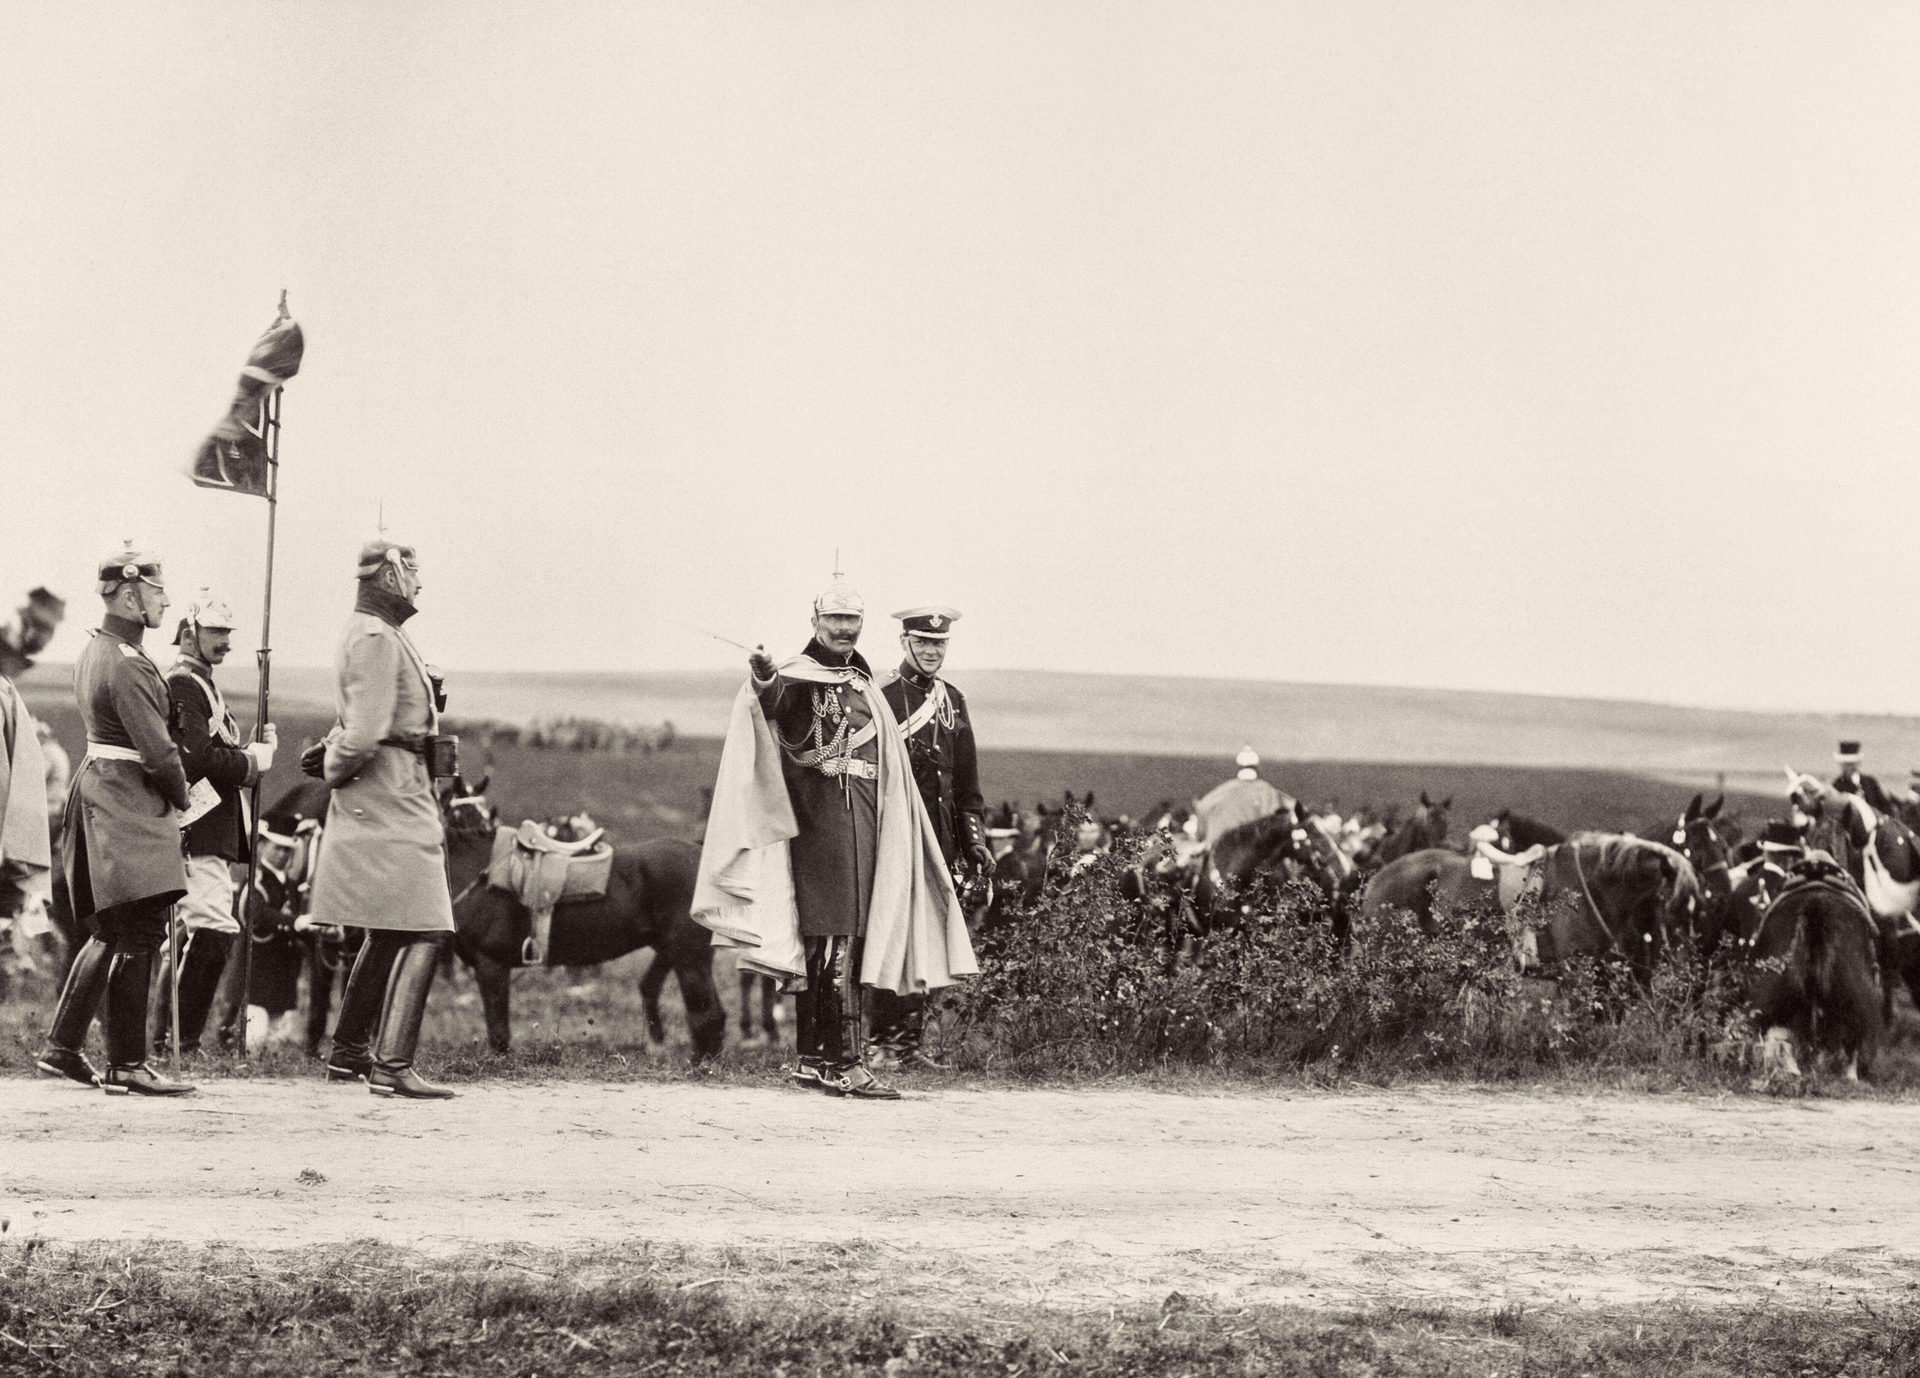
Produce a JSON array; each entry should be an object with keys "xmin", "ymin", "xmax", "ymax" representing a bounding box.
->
[
  {"xmin": 893, "ymin": 606, "xmax": 961, "ymax": 639},
  {"xmin": 97, "ymin": 541, "xmax": 164, "ymax": 594}
]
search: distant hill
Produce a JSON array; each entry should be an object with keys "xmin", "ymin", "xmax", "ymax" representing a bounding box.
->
[{"xmin": 20, "ymin": 662, "xmax": 1916, "ymax": 796}]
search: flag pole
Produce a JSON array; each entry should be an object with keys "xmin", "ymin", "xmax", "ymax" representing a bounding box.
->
[{"xmin": 235, "ymin": 384, "xmax": 280, "ymax": 1055}]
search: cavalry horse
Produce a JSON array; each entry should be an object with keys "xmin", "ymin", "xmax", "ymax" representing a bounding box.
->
[
  {"xmin": 1194, "ymin": 810, "xmax": 1355, "ymax": 940},
  {"xmin": 1359, "ymin": 833, "xmax": 1702, "ymax": 982},
  {"xmin": 1374, "ymin": 792, "xmax": 1452, "ymax": 866},
  {"xmin": 1786, "ymin": 771, "xmax": 1920, "ymax": 1018},
  {"xmin": 1720, "ymin": 850, "xmax": 1883, "ymax": 1080},
  {"xmin": 444, "ymin": 777, "xmax": 723, "ymax": 1059}
]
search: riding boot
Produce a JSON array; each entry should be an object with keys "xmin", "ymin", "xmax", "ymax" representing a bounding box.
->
[
  {"xmin": 35, "ymin": 936, "xmax": 110, "ymax": 1085},
  {"xmin": 368, "ymin": 939, "xmax": 454, "ymax": 1099},
  {"xmin": 153, "ymin": 929, "xmax": 234, "ymax": 1056},
  {"xmin": 102, "ymin": 949, "xmax": 194, "ymax": 1096},
  {"xmin": 328, "ymin": 931, "xmax": 401, "ymax": 1081}
]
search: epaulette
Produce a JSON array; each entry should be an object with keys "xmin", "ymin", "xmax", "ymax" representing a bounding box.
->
[
  {"xmin": 875, "ymin": 668, "xmax": 901, "ymax": 689},
  {"xmin": 118, "ymin": 644, "xmax": 142, "ymax": 659}
]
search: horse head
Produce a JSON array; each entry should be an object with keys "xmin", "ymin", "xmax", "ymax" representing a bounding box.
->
[
  {"xmin": 1671, "ymin": 793, "xmax": 1733, "ymax": 927},
  {"xmin": 441, "ymin": 772, "xmax": 499, "ymax": 842}
]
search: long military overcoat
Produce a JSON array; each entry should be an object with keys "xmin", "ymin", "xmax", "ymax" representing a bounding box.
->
[
  {"xmin": 63, "ymin": 616, "xmax": 191, "ymax": 919},
  {"xmin": 305, "ymin": 597, "xmax": 453, "ymax": 934}
]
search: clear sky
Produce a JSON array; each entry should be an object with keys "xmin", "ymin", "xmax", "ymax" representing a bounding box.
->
[{"xmin": 3, "ymin": 3, "xmax": 1915, "ymax": 713}]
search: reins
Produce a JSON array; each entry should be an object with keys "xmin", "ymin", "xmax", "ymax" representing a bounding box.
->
[{"xmin": 1567, "ymin": 842, "xmax": 1623, "ymax": 955}]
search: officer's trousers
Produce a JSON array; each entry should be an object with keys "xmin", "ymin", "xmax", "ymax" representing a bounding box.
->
[{"xmin": 795, "ymin": 935, "xmax": 865, "ymax": 1067}]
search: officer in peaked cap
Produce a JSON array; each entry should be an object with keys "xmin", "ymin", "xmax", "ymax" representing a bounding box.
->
[
  {"xmin": 36, "ymin": 543, "xmax": 196, "ymax": 1094},
  {"xmin": 1831, "ymin": 739, "xmax": 1892, "ymax": 815},
  {"xmin": 152, "ymin": 590, "xmax": 276, "ymax": 1057},
  {"xmin": 874, "ymin": 605, "xmax": 989, "ymax": 1070}
]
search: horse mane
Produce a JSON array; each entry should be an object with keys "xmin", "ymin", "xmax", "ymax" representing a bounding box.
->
[{"xmin": 1568, "ymin": 832, "xmax": 1703, "ymax": 907}]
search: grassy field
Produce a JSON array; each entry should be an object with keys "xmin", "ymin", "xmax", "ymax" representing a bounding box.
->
[{"xmin": 0, "ymin": 1238, "xmax": 1913, "ymax": 1377}]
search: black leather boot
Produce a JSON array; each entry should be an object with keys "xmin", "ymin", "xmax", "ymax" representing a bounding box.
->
[
  {"xmin": 102, "ymin": 949, "xmax": 195, "ymax": 1096},
  {"xmin": 152, "ymin": 928, "xmax": 234, "ymax": 1056},
  {"xmin": 327, "ymin": 931, "xmax": 400, "ymax": 1081},
  {"xmin": 368, "ymin": 939, "xmax": 454, "ymax": 1099},
  {"xmin": 36, "ymin": 936, "xmax": 110, "ymax": 1085}
]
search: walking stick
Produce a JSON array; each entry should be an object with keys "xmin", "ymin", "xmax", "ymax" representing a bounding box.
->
[{"xmin": 235, "ymin": 385, "xmax": 281, "ymax": 1056}]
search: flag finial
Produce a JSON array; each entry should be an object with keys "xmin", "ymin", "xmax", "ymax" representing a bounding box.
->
[{"xmin": 276, "ymin": 289, "xmax": 289, "ymax": 321}]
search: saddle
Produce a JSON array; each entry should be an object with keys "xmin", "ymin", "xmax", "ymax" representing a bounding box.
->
[
  {"xmin": 487, "ymin": 819, "xmax": 615, "ymax": 966},
  {"xmin": 1469, "ymin": 838, "xmax": 1548, "ymax": 915}
]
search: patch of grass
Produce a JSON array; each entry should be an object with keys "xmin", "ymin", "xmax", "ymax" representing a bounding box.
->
[{"xmin": 0, "ymin": 1240, "xmax": 1915, "ymax": 1377}]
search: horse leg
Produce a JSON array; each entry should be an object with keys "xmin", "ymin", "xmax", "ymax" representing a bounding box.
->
[
  {"xmin": 673, "ymin": 953, "xmax": 725, "ymax": 1061},
  {"xmin": 1760, "ymin": 1025, "xmax": 1801, "ymax": 1079},
  {"xmin": 637, "ymin": 953, "xmax": 670, "ymax": 1044},
  {"xmin": 469, "ymin": 949, "xmax": 514, "ymax": 1055}
]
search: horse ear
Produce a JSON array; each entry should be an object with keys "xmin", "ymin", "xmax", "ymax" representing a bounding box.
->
[
  {"xmin": 1706, "ymin": 794, "xmax": 1724, "ymax": 819},
  {"xmin": 1684, "ymin": 793, "xmax": 1701, "ymax": 821},
  {"xmin": 1441, "ymin": 797, "xmax": 1452, "ymax": 810},
  {"xmin": 474, "ymin": 773, "xmax": 490, "ymax": 797},
  {"xmin": 1420, "ymin": 791, "xmax": 1432, "ymax": 807}
]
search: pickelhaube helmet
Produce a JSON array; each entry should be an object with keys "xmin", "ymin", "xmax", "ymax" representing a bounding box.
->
[
  {"xmin": 173, "ymin": 588, "xmax": 237, "ymax": 646},
  {"xmin": 356, "ymin": 538, "xmax": 419, "ymax": 581},
  {"xmin": 814, "ymin": 573, "xmax": 864, "ymax": 617},
  {"xmin": 97, "ymin": 541, "xmax": 164, "ymax": 596}
]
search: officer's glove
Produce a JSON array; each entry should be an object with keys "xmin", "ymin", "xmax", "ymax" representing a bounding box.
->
[
  {"xmin": 748, "ymin": 645, "xmax": 777, "ymax": 682},
  {"xmin": 970, "ymin": 842, "xmax": 995, "ymax": 872},
  {"xmin": 299, "ymin": 741, "xmax": 327, "ymax": 780},
  {"xmin": 244, "ymin": 739, "xmax": 276, "ymax": 773}
]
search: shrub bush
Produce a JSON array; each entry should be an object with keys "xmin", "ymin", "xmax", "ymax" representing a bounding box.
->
[{"xmin": 939, "ymin": 817, "xmax": 1756, "ymax": 1084}]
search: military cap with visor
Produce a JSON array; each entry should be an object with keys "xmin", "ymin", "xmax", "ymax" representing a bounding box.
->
[{"xmin": 893, "ymin": 606, "xmax": 961, "ymax": 640}]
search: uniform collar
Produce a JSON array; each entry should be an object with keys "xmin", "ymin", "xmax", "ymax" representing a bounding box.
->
[
  {"xmin": 897, "ymin": 659, "xmax": 939, "ymax": 690},
  {"xmin": 178, "ymin": 651, "xmax": 215, "ymax": 679},
  {"xmin": 354, "ymin": 583, "xmax": 418, "ymax": 627},
  {"xmin": 802, "ymin": 639, "xmax": 871, "ymax": 679},
  {"xmin": 102, "ymin": 613, "xmax": 146, "ymax": 646}
]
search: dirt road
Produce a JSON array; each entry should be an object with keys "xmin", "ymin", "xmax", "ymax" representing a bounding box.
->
[{"xmin": 5, "ymin": 1078, "xmax": 1916, "ymax": 1311}]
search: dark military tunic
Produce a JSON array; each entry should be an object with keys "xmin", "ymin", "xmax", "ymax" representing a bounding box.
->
[
  {"xmin": 64, "ymin": 614, "xmax": 191, "ymax": 920},
  {"xmin": 880, "ymin": 663, "xmax": 985, "ymax": 866},
  {"xmin": 755, "ymin": 641, "xmax": 878, "ymax": 938},
  {"xmin": 167, "ymin": 653, "xmax": 258, "ymax": 864},
  {"xmin": 1833, "ymin": 771, "xmax": 1893, "ymax": 817}
]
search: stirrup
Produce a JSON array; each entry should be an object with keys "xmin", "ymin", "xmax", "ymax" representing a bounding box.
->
[{"xmin": 520, "ymin": 936, "xmax": 545, "ymax": 966}]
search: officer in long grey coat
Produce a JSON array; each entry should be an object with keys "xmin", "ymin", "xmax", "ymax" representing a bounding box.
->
[
  {"xmin": 35, "ymin": 544, "xmax": 200, "ymax": 1095},
  {"xmin": 305, "ymin": 539, "xmax": 457, "ymax": 1099}
]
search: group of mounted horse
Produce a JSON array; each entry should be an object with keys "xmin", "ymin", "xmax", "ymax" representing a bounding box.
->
[{"xmin": 46, "ymin": 757, "xmax": 1903, "ymax": 1082}]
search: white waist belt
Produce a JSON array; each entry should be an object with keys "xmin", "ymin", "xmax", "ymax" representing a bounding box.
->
[{"xmin": 84, "ymin": 742, "xmax": 145, "ymax": 764}]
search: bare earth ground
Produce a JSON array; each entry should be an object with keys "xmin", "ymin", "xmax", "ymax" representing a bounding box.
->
[{"xmin": 5, "ymin": 1079, "xmax": 1917, "ymax": 1317}]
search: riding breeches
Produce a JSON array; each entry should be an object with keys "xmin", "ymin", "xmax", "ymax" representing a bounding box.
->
[{"xmin": 796, "ymin": 935, "xmax": 865, "ymax": 1066}]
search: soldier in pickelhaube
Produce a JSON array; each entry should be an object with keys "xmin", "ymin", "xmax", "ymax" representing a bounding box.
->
[
  {"xmin": 35, "ymin": 544, "xmax": 197, "ymax": 1095},
  {"xmin": 306, "ymin": 539, "xmax": 458, "ymax": 1099},
  {"xmin": 873, "ymin": 605, "xmax": 990, "ymax": 1069},
  {"xmin": 748, "ymin": 574, "xmax": 901, "ymax": 1099},
  {"xmin": 152, "ymin": 590, "xmax": 277, "ymax": 1056}
]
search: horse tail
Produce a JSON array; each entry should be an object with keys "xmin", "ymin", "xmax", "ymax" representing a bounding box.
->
[{"xmin": 1804, "ymin": 891, "xmax": 1883, "ymax": 1076}]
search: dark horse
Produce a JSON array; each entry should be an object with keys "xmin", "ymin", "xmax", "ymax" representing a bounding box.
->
[
  {"xmin": 445, "ymin": 781, "xmax": 723, "ymax": 1059},
  {"xmin": 1195, "ymin": 811, "xmax": 1354, "ymax": 940},
  {"xmin": 1359, "ymin": 833, "xmax": 1701, "ymax": 982},
  {"xmin": 1488, "ymin": 809, "xmax": 1566, "ymax": 853},
  {"xmin": 1374, "ymin": 792, "xmax": 1451, "ymax": 865},
  {"xmin": 1722, "ymin": 855, "xmax": 1882, "ymax": 1080}
]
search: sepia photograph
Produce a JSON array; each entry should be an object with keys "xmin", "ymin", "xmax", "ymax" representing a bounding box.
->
[{"xmin": 2, "ymin": 3, "xmax": 1918, "ymax": 1373}]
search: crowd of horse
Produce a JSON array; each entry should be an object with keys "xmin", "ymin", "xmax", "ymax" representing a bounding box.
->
[{"xmin": 10, "ymin": 762, "xmax": 1916, "ymax": 1084}]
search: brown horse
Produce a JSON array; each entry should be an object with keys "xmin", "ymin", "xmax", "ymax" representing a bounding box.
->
[
  {"xmin": 1359, "ymin": 833, "xmax": 1701, "ymax": 980},
  {"xmin": 1721, "ymin": 855, "xmax": 1883, "ymax": 1080},
  {"xmin": 445, "ymin": 782, "xmax": 723, "ymax": 1059},
  {"xmin": 1196, "ymin": 811, "xmax": 1353, "ymax": 938},
  {"xmin": 1787, "ymin": 772, "xmax": 1920, "ymax": 1018}
]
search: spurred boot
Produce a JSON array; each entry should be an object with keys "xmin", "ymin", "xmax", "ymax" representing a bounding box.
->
[
  {"xmin": 36, "ymin": 936, "xmax": 110, "ymax": 1085},
  {"xmin": 367, "ymin": 940, "xmax": 454, "ymax": 1099},
  {"xmin": 822, "ymin": 962, "xmax": 898, "ymax": 1101},
  {"xmin": 102, "ymin": 949, "xmax": 195, "ymax": 1096},
  {"xmin": 327, "ymin": 932, "xmax": 400, "ymax": 1081}
]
